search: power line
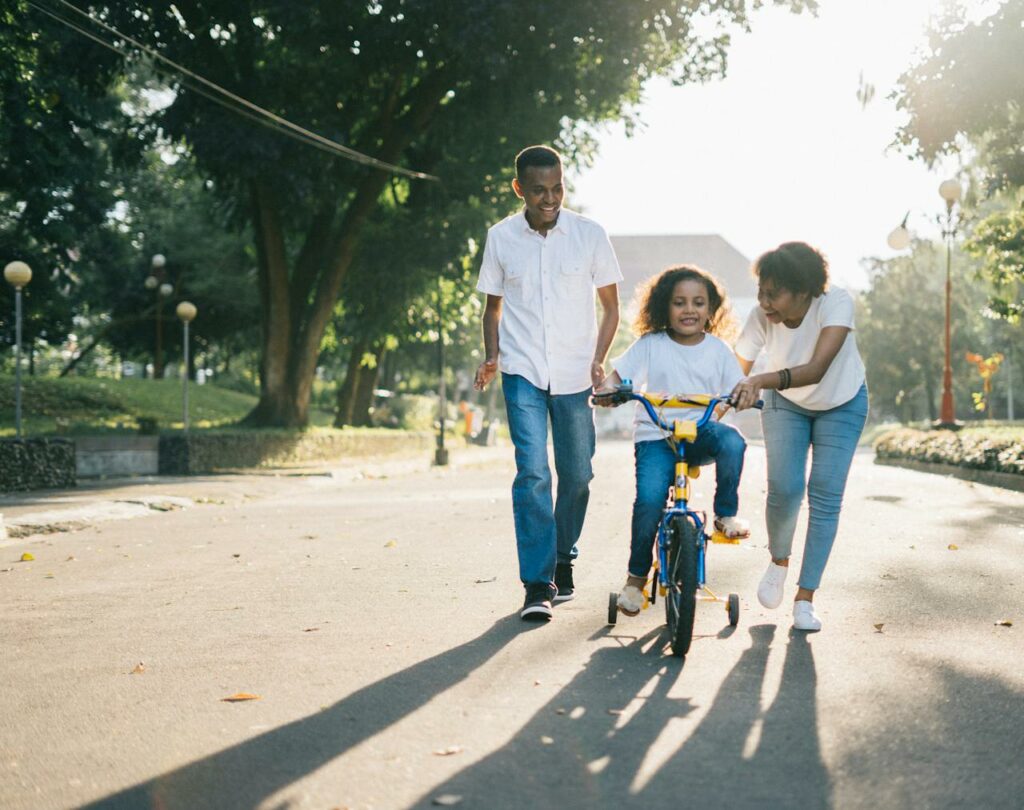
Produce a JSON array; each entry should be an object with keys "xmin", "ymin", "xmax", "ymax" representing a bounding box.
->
[{"xmin": 25, "ymin": 0, "xmax": 439, "ymax": 181}]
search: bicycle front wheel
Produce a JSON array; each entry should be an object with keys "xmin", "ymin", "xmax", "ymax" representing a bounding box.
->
[{"xmin": 665, "ymin": 514, "xmax": 699, "ymax": 657}]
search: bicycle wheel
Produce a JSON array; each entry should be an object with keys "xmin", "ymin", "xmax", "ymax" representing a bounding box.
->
[{"xmin": 664, "ymin": 515, "xmax": 699, "ymax": 657}]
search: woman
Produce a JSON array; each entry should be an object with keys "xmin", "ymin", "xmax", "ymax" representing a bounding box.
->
[{"xmin": 730, "ymin": 242, "xmax": 868, "ymax": 631}]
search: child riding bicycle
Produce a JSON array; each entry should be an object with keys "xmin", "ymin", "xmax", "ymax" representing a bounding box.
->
[{"xmin": 595, "ymin": 265, "xmax": 750, "ymax": 616}]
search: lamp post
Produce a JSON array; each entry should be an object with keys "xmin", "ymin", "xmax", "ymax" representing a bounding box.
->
[
  {"xmin": 176, "ymin": 301, "xmax": 197, "ymax": 433},
  {"xmin": 887, "ymin": 179, "xmax": 963, "ymax": 429},
  {"xmin": 4, "ymin": 261, "xmax": 32, "ymax": 437},
  {"xmin": 145, "ymin": 254, "xmax": 173, "ymax": 379},
  {"xmin": 435, "ymin": 276, "xmax": 448, "ymax": 466}
]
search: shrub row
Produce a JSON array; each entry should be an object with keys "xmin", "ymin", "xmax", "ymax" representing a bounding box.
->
[
  {"xmin": 874, "ymin": 429, "xmax": 1024, "ymax": 476},
  {"xmin": 0, "ymin": 438, "xmax": 76, "ymax": 492},
  {"xmin": 159, "ymin": 429, "xmax": 435, "ymax": 474}
]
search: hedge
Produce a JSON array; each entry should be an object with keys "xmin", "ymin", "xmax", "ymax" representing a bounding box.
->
[
  {"xmin": 159, "ymin": 429, "xmax": 435, "ymax": 475},
  {"xmin": 874, "ymin": 429, "xmax": 1024, "ymax": 476},
  {"xmin": 0, "ymin": 438, "xmax": 76, "ymax": 492}
]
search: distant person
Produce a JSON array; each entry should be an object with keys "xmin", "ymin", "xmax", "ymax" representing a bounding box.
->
[
  {"xmin": 595, "ymin": 265, "xmax": 750, "ymax": 616},
  {"xmin": 730, "ymin": 242, "xmax": 868, "ymax": 632},
  {"xmin": 474, "ymin": 145, "xmax": 622, "ymax": 621}
]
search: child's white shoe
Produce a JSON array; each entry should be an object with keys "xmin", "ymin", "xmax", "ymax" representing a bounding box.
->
[
  {"xmin": 617, "ymin": 576, "xmax": 647, "ymax": 616},
  {"xmin": 714, "ymin": 515, "xmax": 750, "ymax": 539},
  {"xmin": 757, "ymin": 561, "xmax": 788, "ymax": 608},
  {"xmin": 793, "ymin": 600, "xmax": 822, "ymax": 631}
]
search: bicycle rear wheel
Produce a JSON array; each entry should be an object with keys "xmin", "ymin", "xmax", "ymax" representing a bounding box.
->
[{"xmin": 665, "ymin": 514, "xmax": 699, "ymax": 657}]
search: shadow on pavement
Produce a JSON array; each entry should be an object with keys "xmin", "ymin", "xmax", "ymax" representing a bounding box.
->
[
  {"xmin": 77, "ymin": 614, "xmax": 524, "ymax": 810},
  {"xmin": 407, "ymin": 623, "xmax": 831, "ymax": 808}
]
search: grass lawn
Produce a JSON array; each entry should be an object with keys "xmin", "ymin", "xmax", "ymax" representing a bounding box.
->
[{"xmin": 0, "ymin": 375, "xmax": 335, "ymax": 436}]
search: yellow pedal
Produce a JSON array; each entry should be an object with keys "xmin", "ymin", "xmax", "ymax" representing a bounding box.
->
[
  {"xmin": 710, "ymin": 530, "xmax": 741, "ymax": 545},
  {"xmin": 658, "ymin": 584, "xmax": 667, "ymax": 597}
]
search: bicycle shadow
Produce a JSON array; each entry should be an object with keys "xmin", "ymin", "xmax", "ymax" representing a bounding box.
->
[
  {"xmin": 407, "ymin": 623, "xmax": 829, "ymax": 808},
  {"xmin": 77, "ymin": 614, "xmax": 526, "ymax": 810}
]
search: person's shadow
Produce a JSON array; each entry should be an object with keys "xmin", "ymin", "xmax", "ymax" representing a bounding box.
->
[
  {"xmin": 78, "ymin": 614, "xmax": 527, "ymax": 810},
  {"xmin": 407, "ymin": 624, "xmax": 829, "ymax": 808}
]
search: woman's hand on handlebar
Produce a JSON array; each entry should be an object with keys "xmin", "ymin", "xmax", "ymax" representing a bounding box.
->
[{"xmin": 730, "ymin": 376, "xmax": 762, "ymax": 411}]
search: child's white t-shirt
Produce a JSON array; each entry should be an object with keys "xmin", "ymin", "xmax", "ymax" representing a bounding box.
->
[
  {"xmin": 734, "ymin": 287, "xmax": 866, "ymax": 411},
  {"xmin": 612, "ymin": 332, "xmax": 744, "ymax": 443}
]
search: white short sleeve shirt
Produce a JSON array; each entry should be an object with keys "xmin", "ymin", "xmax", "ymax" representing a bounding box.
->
[
  {"xmin": 476, "ymin": 208, "xmax": 623, "ymax": 395},
  {"xmin": 612, "ymin": 332, "xmax": 744, "ymax": 443},
  {"xmin": 734, "ymin": 287, "xmax": 866, "ymax": 410}
]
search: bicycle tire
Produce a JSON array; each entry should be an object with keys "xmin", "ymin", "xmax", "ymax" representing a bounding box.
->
[{"xmin": 665, "ymin": 514, "xmax": 699, "ymax": 657}]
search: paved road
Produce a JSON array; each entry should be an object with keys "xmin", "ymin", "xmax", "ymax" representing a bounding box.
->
[{"xmin": 1, "ymin": 441, "xmax": 1022, "ymax": 810}]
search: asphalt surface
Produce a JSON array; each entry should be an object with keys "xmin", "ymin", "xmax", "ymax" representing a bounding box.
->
[{"xmin": 1, "ymin": 440, "xmax": 1022, "ymax": 810}]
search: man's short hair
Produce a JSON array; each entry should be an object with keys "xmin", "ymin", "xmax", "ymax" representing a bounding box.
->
[{"xmin": 515, "ymin": 145, "xmax": 562, "ymax": 179}]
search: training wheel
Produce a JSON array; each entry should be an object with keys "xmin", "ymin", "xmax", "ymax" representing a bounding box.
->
[
  {"xmin": 607, "ymin": 592, "xmax": 618, "ymax": 625},
  {"xmin": 727, "ymin": 592, "xmax": 740, "ymax": 627}
]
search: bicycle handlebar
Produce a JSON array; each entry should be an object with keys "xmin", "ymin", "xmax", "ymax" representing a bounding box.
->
[{"xmin": 591, "ymin": 381, "xmax": 763, "ymax": 436}]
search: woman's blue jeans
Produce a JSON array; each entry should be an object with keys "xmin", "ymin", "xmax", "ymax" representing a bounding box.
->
[
  {"xmin": 761, "ymin": 384, "xmax": 868, "ymax": 591},
  {"xmin": 628, "ymin": 421, "xmax": 747, "ymax": 578},
  {"xmin": 502, "ymin": 373, "xmax": 595, "ymax": 587}
]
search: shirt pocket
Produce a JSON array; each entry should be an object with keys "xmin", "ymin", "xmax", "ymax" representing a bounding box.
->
[
  {"xmin": 503, "ymin": 264, "xmax": 534, "ymax": 305},
  {"xmin": 556, "ymin": 262, "xmax": 589, "ymax": 298}
]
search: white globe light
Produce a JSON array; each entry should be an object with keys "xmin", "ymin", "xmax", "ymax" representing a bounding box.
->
[
  {"xmin": 4, "ymin": 261, "xmax": 32, "ymax": 288},
  {"xmin": 176, "ymin": 301, "xmax": 197, "ymax": 322},
  {"xmin": 159, "ymin": 283, "xmax": 174, "ymax": 297},
  {"xmin": 887, "ymin": 226, "xmax": 912, "ymax": 251},
  {"xmin": 938, "ymin": 179, "xmax": 962, "ymax": 204},
  {"xmin": 144, "ymin": 275, "xmax": 159, "ymax": 289},
  {"xmin": 151, "ymin": 253, "xmax": 167, "ymax": 269}
]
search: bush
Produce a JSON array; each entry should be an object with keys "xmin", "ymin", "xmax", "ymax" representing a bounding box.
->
[
  {"xmin": 874, "ymin": 428, "xmax": 1024, "ymax": 476},
  {"xmin": 0, "ymin": 438, "xmax": 76, "ymax": 492},
  {"xmin": 372, "ymin": 394, "xmax": 439, "ymax": 431}
]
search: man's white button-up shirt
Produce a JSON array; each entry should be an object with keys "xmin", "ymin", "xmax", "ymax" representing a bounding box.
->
[{"xmin": 476, "ymin": 208, "xmax": 623, "ymax": 395}]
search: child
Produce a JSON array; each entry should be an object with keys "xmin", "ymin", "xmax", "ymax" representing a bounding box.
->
[{"xmin": 597, "ymin": 265, "xmax": 749, "ymax": 616}]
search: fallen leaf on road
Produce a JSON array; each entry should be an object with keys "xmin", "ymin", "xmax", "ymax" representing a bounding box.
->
[
  {"xmin": 432, "ymin": 745, "xmax": 463, "ymax": 756},
  {"xmin": 534, "ymin": 680, "xmax": 542, "ymax": 686},
  {"xmin": 20, "ymin": 552, "xmax": 34, "ymax": 562},
  {"xmin": 432, "ymin": 796, "xmax": 462, "ymax": 807},
  {"xmin": 607, "ymin": 709, "xmax": 623, "ymax": 716},
  {"xmin": 130, "ymin": 662, "xmax": 146, "ymax": 675},
  {"xmin": 232, "ymin": 553, "xmax": 241, "ymax": 558},
  {"xmin": 303, "ymin": 627, "xmax": 319, "ymax": 633},
  {"xmin": 44, "ymin": 573, "xmax": 55, "ymax": 579},
  {"xmin": 555, "ymin": 708, "xmax": 567, "ymax": 715},
  {"xmin": 1, "ymin": 567, "xmax": 12, "ymax": 573},
  {"xmin": 948, "ymin": 544, "xmax": 959, "ymax": 550},
  {"xmin": 221, "ymin": 693, "xmax": 260, "ymax": 702},
  {"xmin": 65, "ymin": 556, "xmax": 76, "ymax": 562},
  {"xmin": 384, "ymin": 540, "xmax": 397, "ymax": 548},
  {"xmin": 995, "ymin": 620, "xmax": 1013, "ymax": 627},
  {"xmin": 475, "ymin": 576, "xmax": 497, "ymax": 584},
  {"xmin": 541, "ymin": 736, "xmax": 554, "ymax": 745},
  {"xmin": 874, "ymin": 624, "xmax": 885, "ymax": 633}
]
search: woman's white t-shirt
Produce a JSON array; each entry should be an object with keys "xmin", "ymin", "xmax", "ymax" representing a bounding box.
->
[
  {"xmin": 734, "ymin": 287, "xmax": 866, "ymax": 411},
  {"xmin": 612, "ymin": 332, "xmax": 744, "ymax": 443}
]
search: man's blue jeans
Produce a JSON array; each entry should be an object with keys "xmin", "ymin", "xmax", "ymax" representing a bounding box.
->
[
  {"xmin": 628, "ymin": 421, "xmax": 746, "ymax": 578},
  {"xmin": 502, "ymin": 373, "xmax": 595, "ymax": 587},
  {"xmin": 761, "ymin": 384, "xmax": 868, "ymax": 591}
]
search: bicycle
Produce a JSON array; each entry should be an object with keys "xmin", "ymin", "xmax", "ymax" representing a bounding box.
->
[{"xmin": 593, "ymin": 380, "xmax": 762, "ymax": 657}]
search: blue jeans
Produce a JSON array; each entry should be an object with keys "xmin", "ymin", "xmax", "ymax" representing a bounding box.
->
[
  {"xmin": 761, "ymin": 384, "xmax": 868, "ymax": 590},
  {"xmin": 628, "ymin": 421, "xmax": 747, "ymax": 578},
  {"xmin": 502, "ymin": 374, "xmax": 595, "ymax": 587}
]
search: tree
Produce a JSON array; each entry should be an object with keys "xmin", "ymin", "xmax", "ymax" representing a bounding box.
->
[{"xmin": 46, "ymin": 0, "xmax": 814, "ymax": 426}]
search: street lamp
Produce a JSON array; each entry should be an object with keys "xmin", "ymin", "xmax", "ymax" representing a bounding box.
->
[
  {"xmin": 887, "ymin": 179, "xmax": 963, "ymax": 429},
  {"xmin": 176, "ymin": 301, "xmax": 197, "ymax": 433},
  {"xmin": 4, "ymin": 261, "xmax": 32, "ymax": 437},
  {"xmin": 434, "ymin": 275, "xmax": 448, "ymax": 466},
  {"xmin": 145, "ymin": 254, "xmax": 173, "ymax": 379}
]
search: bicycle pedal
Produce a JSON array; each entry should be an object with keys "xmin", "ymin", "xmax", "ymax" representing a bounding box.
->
[{"xmin": 710, "ymin": 530, "xmax": 742, "ymax": 545}]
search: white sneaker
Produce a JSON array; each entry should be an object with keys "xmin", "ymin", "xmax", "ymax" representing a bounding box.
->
[
  {"xmin": 757, "ymin": 562, "xmax": 788, "ymax": 608},
  {"xmin": 793, "ymin": 600, "xmax": 822, "ymax": 631},
  {"xmin": 617, "ymin": 582, "xmax": 645, "ymax": 616},
  {"xmin": 714, "ymin": 515, "xmax": 750, "ymax": 539}
]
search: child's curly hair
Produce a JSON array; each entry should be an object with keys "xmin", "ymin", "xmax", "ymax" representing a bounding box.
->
[{"xmin": 633, "ymin": 264, "xmax": 737, "ymax": 341}]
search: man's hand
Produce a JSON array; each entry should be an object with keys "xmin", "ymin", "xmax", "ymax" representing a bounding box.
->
[
  {"xmin": 474, "ymin": 358, "xmax": 498, "ymax": 391},
  {"xmin": 590, "ymin": 361, "xmax": 606, "ymax": 389},
  {"xmin": 730, "ymin": 376, "xmax": 762, "ymax": 411}
]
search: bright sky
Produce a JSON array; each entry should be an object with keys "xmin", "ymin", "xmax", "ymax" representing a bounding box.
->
[{"xmin": 569, "ymin": 0, "xmax": 997, "ymax": 290}]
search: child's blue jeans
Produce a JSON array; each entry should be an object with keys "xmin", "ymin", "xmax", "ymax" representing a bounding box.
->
[{"xmin": 628, "ymin": 421, "xmax": 746, "ymax": 578}]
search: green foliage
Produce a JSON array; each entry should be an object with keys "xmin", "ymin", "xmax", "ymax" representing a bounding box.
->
[
  {"xmin": 964, "ymin": 203, "xmax": 1024, "ymax": 321},
  {"xmin": 875, "ymin": 426, "xmax": 1024, "ymax": 476}
]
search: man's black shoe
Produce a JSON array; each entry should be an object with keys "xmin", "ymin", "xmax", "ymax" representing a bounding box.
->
[
  {"xmin": 521, "ymin": 583, "xmax": 554, "ymax": 621},
  {"xmin": 554, "ymin": 562, "xmax": 575, "ymax": 603}
]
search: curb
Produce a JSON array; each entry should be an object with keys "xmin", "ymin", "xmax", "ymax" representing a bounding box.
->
[{"xmin": 874, "ymin": 457, "xmax": 1024, "ymax": 493}]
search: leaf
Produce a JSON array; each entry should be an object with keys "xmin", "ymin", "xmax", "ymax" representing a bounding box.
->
[
  {"xmin": 130, "ymin": 662, "xmax": 146, "ymax": 674},
  {"xmin": 541, "ymin": 736, "xmax": 554, "ymax": 745},
  {"xmin": 20, "ymin": 552, "xmax": 34, "ymax": 562},
  {"xmin": 432, "ymin": 796, "xmax": 463, "ymax": 807},
  {"xmin": 995, "ymin": 620, "xmax": 1013, "ymax": 627},
  {"xmin": 221, "ymin": 693, "xmax": 260, "ymax": 702},
  {"xmin": 475, "ymin": 576, "xmax": 497, "ymax": 584},
  {"xmin": 948, "ymin": 544, "xmax": 959, "ymax": 550},
  {"xmin": 873, "ymin": 623, "xmax": 885, "ymax": 633},
  {"xmin": 384, "ymin": 540, "xmax": 397, "ymax": 548},
  {"xmin": 432, "ymin": 745, "xmax": 463, "ymax": 756},
  {"xmin": 303, "ymin": 627, "xmax": 319, "ymax": 632}
]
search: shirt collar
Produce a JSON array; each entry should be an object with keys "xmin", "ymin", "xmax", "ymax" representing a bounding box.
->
[{"xmin": 518, "ymin": 208, "xmax": 570, "ymax": 236}]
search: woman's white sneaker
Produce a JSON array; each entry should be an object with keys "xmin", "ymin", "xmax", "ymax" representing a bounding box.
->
[
  {"xmin": 757, "ymin": 562, "xmax": 788, "ymax": 608},
  {"xmin": 793, "ymin": 600, "xmax": 822, "ymax": 631}
]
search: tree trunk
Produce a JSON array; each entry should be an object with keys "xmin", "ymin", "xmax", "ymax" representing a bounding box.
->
[
  {"xmin": 334, "ymin": 340, "xmax": 369, "ymax": 427},
  {"xmin": 351, "ymin": 347, "xmax": 384, "ymax": 427}
]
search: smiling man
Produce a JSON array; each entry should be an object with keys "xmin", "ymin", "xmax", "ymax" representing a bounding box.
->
[{"xmin": 474, "ymin": 145, "xmax": 622, "ymax": 621}]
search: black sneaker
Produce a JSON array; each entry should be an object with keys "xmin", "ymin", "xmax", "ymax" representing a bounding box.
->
[
  {"xmin": 554, "ymin": 562, "xmax": 575, "ymax": 603},
  {"xmin": 521, "ymin": 583, "xmax": 554, "ymax": 621}
]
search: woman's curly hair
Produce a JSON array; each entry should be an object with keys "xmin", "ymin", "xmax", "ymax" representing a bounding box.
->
[{"xmin": 633, "ymin": 264, "xmax": 737, "ymax": 341}]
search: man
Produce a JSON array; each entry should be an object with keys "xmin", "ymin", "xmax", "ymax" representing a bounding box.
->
[{"xmin": 474, "ymin": 145, "xmax": 622, "ymax": 621}]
